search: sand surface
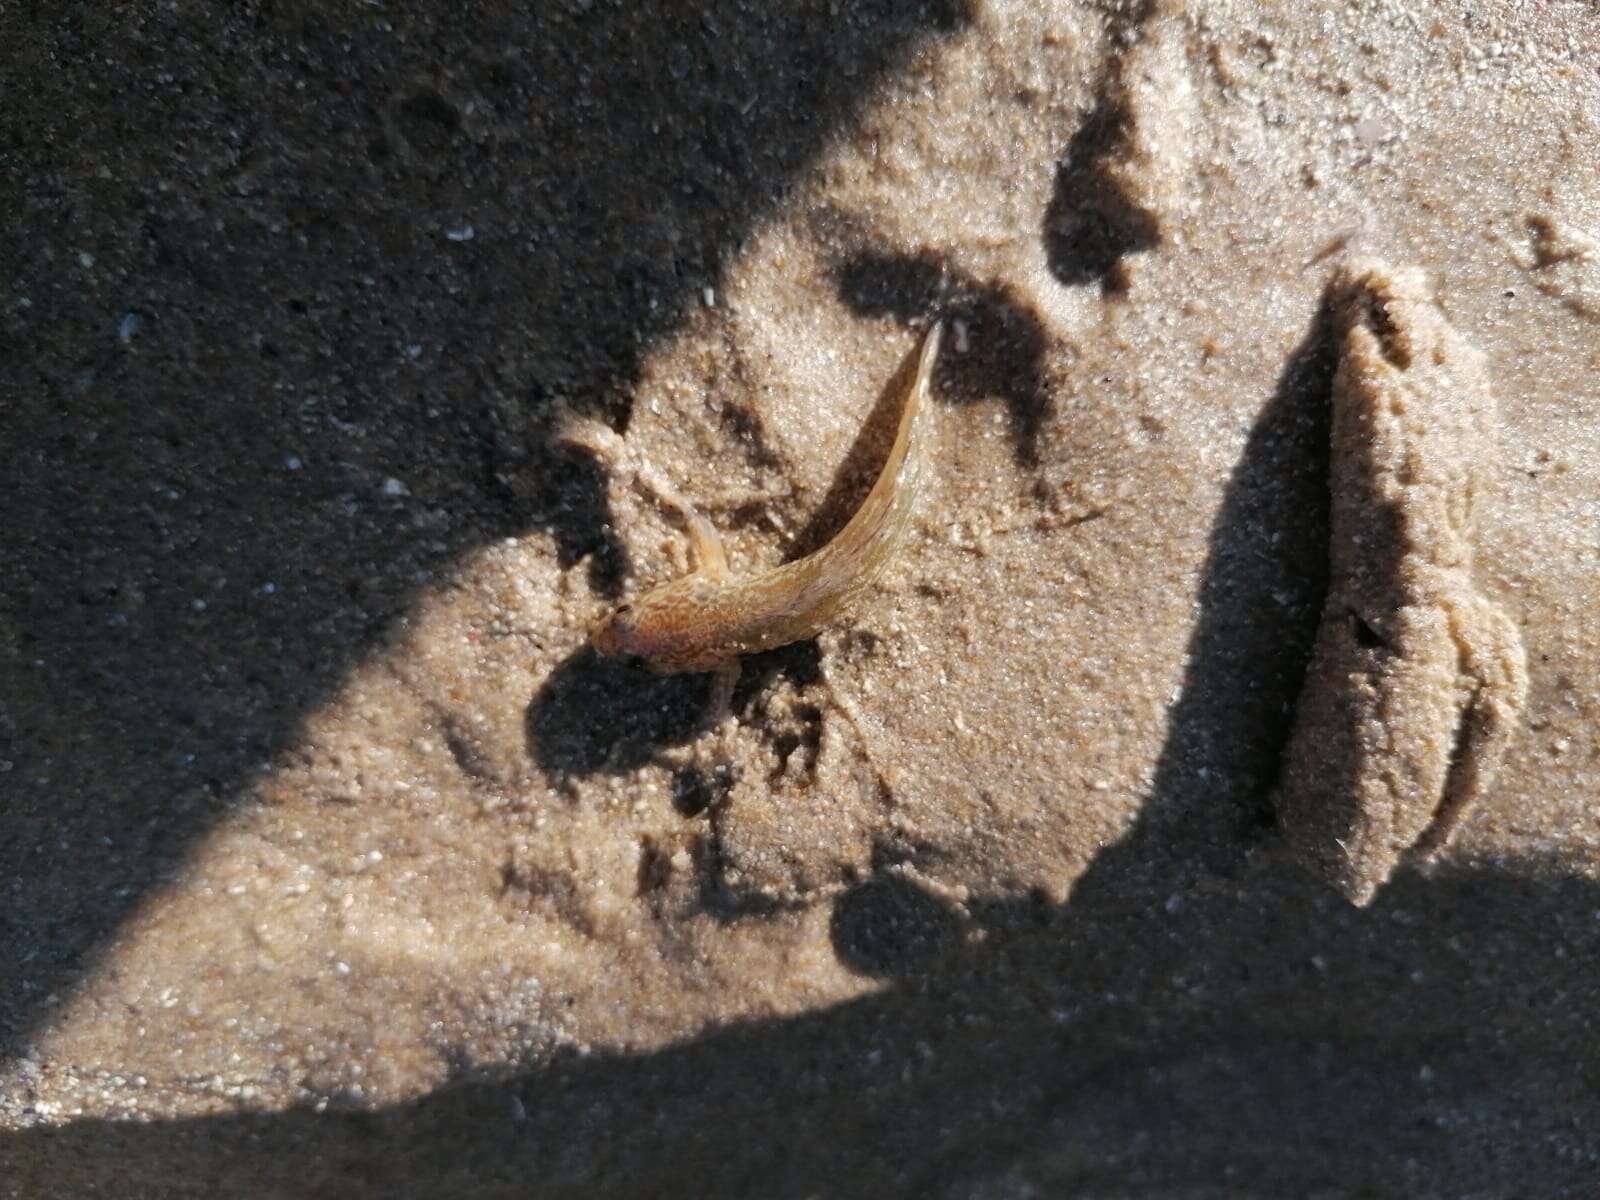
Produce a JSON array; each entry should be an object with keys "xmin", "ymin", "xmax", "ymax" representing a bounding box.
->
[{"xmin": 3, "ymin": 1, "xmax": 1598, "ymax": 1195}]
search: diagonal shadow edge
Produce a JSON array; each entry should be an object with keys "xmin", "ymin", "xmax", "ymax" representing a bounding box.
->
[
  {"xmin": 6, "ymin": 858, "xmax": 1599, "ymax": 1199},
  {"xmin": 8, "ymin": 272, "xmax": 1599, "ymax": 1198},
  {"xmin": 0, "ymin": 0, "xmax": 975, "ymax": 1063},
  {"xmin": 1060, "ymin": 285, "xmax": 1339, "ymax": 909}
]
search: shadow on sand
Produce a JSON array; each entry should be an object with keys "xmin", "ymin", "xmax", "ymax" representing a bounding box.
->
[
  {"xmin": 0, "ymin": 0, "xmax": 971, "ymax": 1061},
  {"xmin": 10, "ymin": 258, "xmax": 1596, "ymax": 1198},
  {"xmin": 6, "ymin": 7, "xmax": 1595, "ymax": 1196}
]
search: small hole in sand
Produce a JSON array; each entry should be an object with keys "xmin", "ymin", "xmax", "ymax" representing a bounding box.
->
[{"xmin": 1349, "ymin": 611, "xmax": 1387, "ymax": 650}]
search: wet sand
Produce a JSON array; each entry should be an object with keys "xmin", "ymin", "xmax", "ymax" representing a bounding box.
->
[{"xmin": 3, "ymin": 1, "xmax": 1598, "ymax": 1195}]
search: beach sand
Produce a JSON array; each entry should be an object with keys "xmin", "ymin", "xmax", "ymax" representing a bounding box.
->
[{"xmin": 3, "ymin": 1, "xmax": 1598, "ymax": 1194}]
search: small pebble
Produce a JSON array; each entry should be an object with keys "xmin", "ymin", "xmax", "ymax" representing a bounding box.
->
[
  {"xmin": 445, "ymin": 224, "xmax": 475, "ymax": 242},
  {"xmin": 381, "ymin": 477, "xmax": 409, "ymax": 497},
  {"xmin": 117, "ymin": 312, "xmax": 142, "ymax": 343},
  {"xmin": 1354, "ymin": 115, "xmax": 1389, "ymax": 146}
]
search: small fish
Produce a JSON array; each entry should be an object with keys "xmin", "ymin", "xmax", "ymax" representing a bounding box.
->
[{"xmin": 591, "ymin": 322, "xmax": 942, "ymax": 674}]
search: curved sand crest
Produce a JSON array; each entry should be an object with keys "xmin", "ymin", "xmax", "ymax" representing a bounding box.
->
[{"xmin": 1274, "ymin": 261, "xmax": 1528, "ymax": 906}]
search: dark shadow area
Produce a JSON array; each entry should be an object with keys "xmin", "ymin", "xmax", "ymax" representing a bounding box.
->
[
  {"xmin": 526, "ymin": 637, "xmax": 824, "ymax": 784},
  {"xmin": 9, "ymin": 280, "xmax": 1600, "ymax": 1195},
  {"xmin": 8, "ymin": 862, "xmax": 1600, "ymax": 1198},
  {"xmin": 1063, "ymin": 289, "xmax": 1339, "ymax": 906},
  {"xmin": 532, "ymin": 429, "xmax": 631, "ymax": 601},
  {"xmin": 0, "ymin": 0, "xmax": 974, "ymax": 1057},
  {"xmin": 525, "ymin": 648, "xmax": 708, "ymax": 778},
  {"xmin": 832, "ymin": 249, "xmax": 1056, "ymax": 468},
  {"xmin": 670, "ymin": 762, "xmax": 734, "ymax": 819},
  {"xmin": 830, "ymin": 871, "xmax": 966, "ymax": 977},
  {"xmin": 1043, "ymin": 59, "xmax": 1162, "ymax": 294},
  {"xmin": 731, "ymin": 640, "xmax": 825, "ymax": 712}
]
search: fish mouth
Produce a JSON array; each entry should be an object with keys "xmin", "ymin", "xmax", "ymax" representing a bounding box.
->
[
  {"xmin": 590, "ymin": 623, "xmax": 621, "ymax": 658},
  {"xmin": 589, "ymin": 614, "xmax": 655, "ymax": 671}
]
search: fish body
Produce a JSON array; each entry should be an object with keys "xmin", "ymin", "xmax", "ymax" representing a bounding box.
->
[{"xmin": 592, "ymin": 322, "xmax": 942, "ymax": 673}]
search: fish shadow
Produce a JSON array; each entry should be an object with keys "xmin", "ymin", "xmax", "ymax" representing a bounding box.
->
[{"xmin": 832, "ymin": 248, "xmax": 1057, "ymax": 470}]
